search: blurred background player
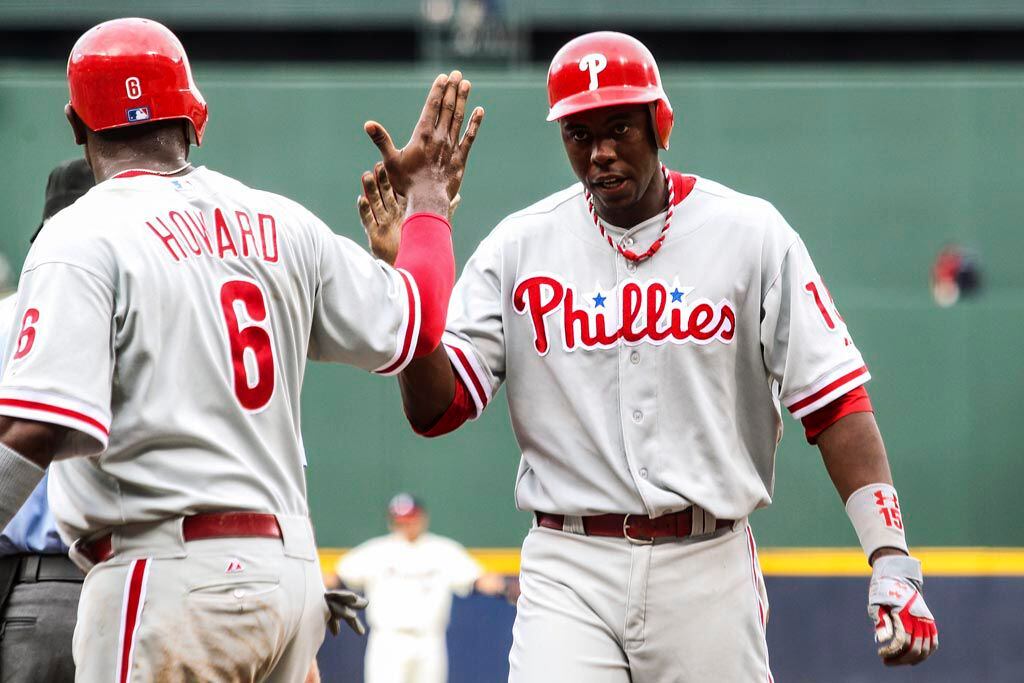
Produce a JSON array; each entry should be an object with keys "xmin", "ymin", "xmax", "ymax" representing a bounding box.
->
[
  {"xmin": 330, "ymin": 493, "xmax": 509, "ymax": 683},
  {"xmin": 0, "ymin": 158, "xmax": 93, "ymax": 683}
]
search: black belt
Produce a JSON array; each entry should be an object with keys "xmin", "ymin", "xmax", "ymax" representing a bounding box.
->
[{"xmin": 7, "ymin": 554, "xmax": 84, "ymax": 583}]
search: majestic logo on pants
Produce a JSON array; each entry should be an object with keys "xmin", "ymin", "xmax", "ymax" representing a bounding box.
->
[{"xmin": 512, "ymin": 274, "xmax": 736, "ymax": 355}]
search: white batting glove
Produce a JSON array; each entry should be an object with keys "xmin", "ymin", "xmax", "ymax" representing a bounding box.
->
[{"xmin": 868, "ymin": 554, "xmax": 938, "ymax": 666}]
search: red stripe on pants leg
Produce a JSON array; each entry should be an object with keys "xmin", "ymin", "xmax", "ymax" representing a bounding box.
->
[
  {"xmin": 744, "ymin": 526, "xmax": 774, "ymax": 683},
  {"xmin": 118, "ymin": 558, "xmax": 151, "ymax": 683}
]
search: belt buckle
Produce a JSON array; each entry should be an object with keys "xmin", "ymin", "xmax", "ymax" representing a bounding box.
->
[{"xmin": 622, "ymin": 514, "xmax": 654, "ymax": 545}]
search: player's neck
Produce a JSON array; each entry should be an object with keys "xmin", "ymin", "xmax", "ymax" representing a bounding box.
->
[
  {"xmin": 91, "ymin": 155, "xmax": 193, "ymax": 183},
  {"xmin": 86, "ymin": 133, "xmax": 192, "ymax": 183},
  {"xmin": 593, "ymin": 167, "xmax": 668, "ymax": 228}
]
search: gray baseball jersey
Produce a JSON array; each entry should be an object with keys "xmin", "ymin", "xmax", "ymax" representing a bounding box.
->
[
  {"xmin": 442, "ymin": 173, "xmax": 868, "ymax": 520},
  {"xmin": 0, "ymin": 167, "xmax": 423, "ymax": 541}
]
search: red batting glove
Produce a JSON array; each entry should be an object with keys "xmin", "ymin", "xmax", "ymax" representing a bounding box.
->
[{"xmin": 867, "ymin": 555, "xmax": 938, "ymax": 666}]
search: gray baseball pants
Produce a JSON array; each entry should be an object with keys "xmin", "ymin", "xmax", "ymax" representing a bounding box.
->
[
  {"xmin": 509, "ymin": 518, "xmax": 773, "ymax": 683},
  {"xmin": 71, "ymin": 514, "xmax": 327, "ymax": 683}
]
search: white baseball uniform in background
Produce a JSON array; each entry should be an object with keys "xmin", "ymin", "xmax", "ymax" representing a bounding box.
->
[
  {"xmin": 440, "ymin": 172, "xmax": 868, "ymax": 682},
  {"xmin": 0, "ymin": 166, "xmax": 424, "ymax": 681},
  {"xmin": 337, "ymin": 533, "xmax": 482, "ymax": 683}
]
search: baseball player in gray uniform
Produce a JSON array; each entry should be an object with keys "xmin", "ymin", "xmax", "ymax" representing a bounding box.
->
[
  {"xmin": 0, "ymin": 18, "xmax": 482, "ymax": 683},
  {"xmin": 360, "ymin": 32, "xmax": 938, "ymax": 682}
]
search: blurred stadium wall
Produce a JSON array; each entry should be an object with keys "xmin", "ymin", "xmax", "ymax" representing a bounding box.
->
[{"xmin": 1, "ymin": 2, "xmax": 1023, "ymax": 681}]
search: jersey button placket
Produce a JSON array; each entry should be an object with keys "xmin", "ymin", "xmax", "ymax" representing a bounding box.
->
[{"xmin": 615, "ymin": 246, "xmax": 655, "ymax": 512}]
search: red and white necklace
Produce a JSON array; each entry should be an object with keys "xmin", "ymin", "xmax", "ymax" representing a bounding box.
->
[{"xmin": 584, "ymin": 163, "xmax": 674, "ymax": 263}]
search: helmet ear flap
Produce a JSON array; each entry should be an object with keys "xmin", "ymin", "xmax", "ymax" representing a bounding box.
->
[{"xmin": 651, "ymin": 99, "xmax": 675, "ymax": 150}]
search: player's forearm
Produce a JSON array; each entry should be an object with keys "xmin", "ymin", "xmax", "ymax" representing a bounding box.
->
[
  {"xmin": 392, "ymin": 213, "xmax": 456, "ymax": 357},
  {"xmin": 0, "ymin": 417, "xmax": 66, "ymax": 469},
  {"xmin": 399, "ymin": 346, "xmax": 457, "ymax": 431},
  {"xmin": 817, "ymin": 411, "xmax": 893, "ymax": 502},
  {"xmin": 0, "ymin": 418, "xmax": 64, "ymax": 529},
  {"xmin": 818, "ymin": 412, "xmax": 908, "ymax": 563}
]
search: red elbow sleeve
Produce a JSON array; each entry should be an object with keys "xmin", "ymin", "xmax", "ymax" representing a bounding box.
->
[
  {"xmin": 413, "ymin": 370, "xmax": 476, "ymax": 438},
  {"xmin": 393, "ymin": 213, "xmax": 456, "ymax": 357},
  {"xmin": 801, "ymin": 385, "xmax": 873, "ymax": 444}
]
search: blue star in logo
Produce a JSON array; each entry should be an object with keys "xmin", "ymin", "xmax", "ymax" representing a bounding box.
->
[
  {"xmin": 670, "ymin": 288, "xmax": 684, "ymax": 303},
  {"xmin": 593, "ymin": 293, "xmax": 607, "ymax": 308}
]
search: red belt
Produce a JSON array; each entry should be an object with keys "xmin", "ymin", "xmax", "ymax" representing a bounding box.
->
[
  {"xmin": 76, "ymin": 512, "xmax": 283, "ymax": 565},
  {"xmin": 536, "ymin": 509, "xmax": 733, "ymax": 544}
]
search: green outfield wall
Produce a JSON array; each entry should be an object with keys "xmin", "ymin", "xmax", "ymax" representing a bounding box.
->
[
  {"xmin": 1, "ymin": 63, "xmax": 1021, "ymax": 548},
  {"xmin": 3, "ymin": 1, "xmax": 1022, "ymax": 27}
]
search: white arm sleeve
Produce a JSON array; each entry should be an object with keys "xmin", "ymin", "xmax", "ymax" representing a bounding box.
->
[
  {"xmin": 761, "ymin": 234, "xmax": 870, "ymax": 419},
  {"xmin": 441, "ymin": 232, "xmax": 505, "ymax": 418},
  {"xmin": 445, "ymin": 542, "xmax": 484, "ymax": 597},
  {"xmin": 308, "ymin": 221, "xmax": 421, "ymax": 375},
  {"xmin": 335, "ymin": 544, "xmax": 372, "ymax": 591},
  {"xmin": 0, "ymin": 262, "xmax": 115, "ymax": 455}
]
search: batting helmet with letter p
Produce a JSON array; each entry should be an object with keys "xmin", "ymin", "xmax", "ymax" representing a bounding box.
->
[
  {"xmin": 546, "ymin": 31, "xmax": 674, "ymax": 149},
  {"xmin": 67, "ymin": 18, "xmax": 208, "ymax": 146}
]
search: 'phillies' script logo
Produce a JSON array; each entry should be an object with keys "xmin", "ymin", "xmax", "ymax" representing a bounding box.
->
[
  {"xmin": 513, "ymin": 274, "xmax": 736, "ymax": 355},
  {"xmin": 579, "ymin": 53, "xmax": 607, "ymax": 90}
]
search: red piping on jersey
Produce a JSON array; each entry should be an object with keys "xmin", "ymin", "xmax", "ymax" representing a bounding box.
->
[
  {"xmin": 415, "ymin": 372, "xmax": 476, "ymax": 438},
  {"xmin": 801, "ymin": 385, "xmax": 872, "ymax": 444},
  {"xmin": 787, "ymin": 365, "xmax": 868, "ymax": 414},
  {"xmin": 393, "ymin": 213, "xmax": 455, "ymax": 358},
  {"xmin": 113, "ymin": 169, "xmax": 161, "ymax": 179},
  {"xmin": 448, "ymin": 344, "xmax": 489, "ymax": 411},
  {"xmin": 0, "ymin": 398, "xmax": 109, "ymax": 436},
  {"xmin": 375, "ymin": 270, "xmax": 419, "ymax": 375}
]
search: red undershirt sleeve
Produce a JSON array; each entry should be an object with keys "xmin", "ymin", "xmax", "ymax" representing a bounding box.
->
[
  {"xmin": 412, "ymin": 369, "xmax": 476, "ymax": 438},
  {"xmin": 393, "ymin": 213, "xmax": 455, "ymax": 358},
  {"xmin": 801, "ymin": 385, "xmax": 873, "ymax": 444}
]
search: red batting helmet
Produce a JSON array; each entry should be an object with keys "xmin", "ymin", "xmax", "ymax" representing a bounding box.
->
[
  {"xmin": 67, "ymin": 18, "xmax": 208, "ymax": 146},
  {"xmin": 546, "ymin": 32, "xmax": 674, "ymax": 150}
]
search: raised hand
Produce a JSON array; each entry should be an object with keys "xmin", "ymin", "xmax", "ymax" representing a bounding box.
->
[
  {"xmin": 358, "ymin": 161, "xmax": 462, "ymax": 265},
  {"xmin": 364, "ymin": 70, "xmax": 483, "ymax": 217}
]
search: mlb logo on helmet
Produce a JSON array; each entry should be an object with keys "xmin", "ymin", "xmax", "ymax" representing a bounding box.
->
[{"xmin": 126, "ymin": 106, "xmax": 151, "ymax": 122}]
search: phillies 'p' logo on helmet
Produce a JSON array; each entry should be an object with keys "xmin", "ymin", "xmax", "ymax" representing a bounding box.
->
[
  {"xmin": 546, "ymin": 32, "xmax": 675, "ymax": 150},
  {"xmin": 67, "ymin": 18, "xmax": 209, "ymax": 146},
  {"xmin": 578, "ymin": 53, "xmax": 608, "ymax": 91}
]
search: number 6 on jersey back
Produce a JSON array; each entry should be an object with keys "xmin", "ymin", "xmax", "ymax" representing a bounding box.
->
[{"xmin": 219, "ymin": 279, "xmax": 276, "ymax": 411}]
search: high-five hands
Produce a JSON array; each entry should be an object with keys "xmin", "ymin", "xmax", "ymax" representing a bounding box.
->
[
  {"xmin": 364, "ymin": 70, "xmax": 483, "ymax": 218},
  {"xmin": 358, "ymin": 161, "xmax": 461, "ymax": 265}
]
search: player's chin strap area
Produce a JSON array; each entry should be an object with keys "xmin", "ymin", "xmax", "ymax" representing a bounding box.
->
[{"xmin": 846, "ymin": 483, "xmax": 938, "ymax": 662}]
